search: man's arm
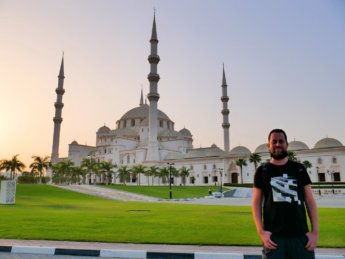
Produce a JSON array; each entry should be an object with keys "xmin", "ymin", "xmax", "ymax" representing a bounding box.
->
[
  {"xmin": 304, "ymin": 184, "xmax": 319, "ymax": 251},
  {"xmin": 252, "ymin": 187, "xmax": 277, "ymax": 249}
]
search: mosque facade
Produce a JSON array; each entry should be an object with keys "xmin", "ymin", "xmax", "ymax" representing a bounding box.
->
[{"xmin": 52, "ymin": 15, "xmax": 345, "ymax": 187}]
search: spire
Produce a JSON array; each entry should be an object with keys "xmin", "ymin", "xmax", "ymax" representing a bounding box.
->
[
  {"xmin": 146, "ymin": 12, "xmax": 160, "ymax": 162},
  {"xmin": 221, "ymin": 64, "xmax": 230, "ymax": 152},
  {"xmin": 150, "ymin": 12, "xmax": 158, "ymax": 42},
  {"xmin": 51, "ymin": 53, "xmax": 66, "ymax": 166},
  {"xmin": 59, "ymin": 52, "xmax": 64, "ymax": 78},
  {"xmin": 222, "ymin": 63, "xmax": 227, "ymax": 86},
  {"xmin": 140, "ymin": 88, "xmax": 144, "ymax": 106}
]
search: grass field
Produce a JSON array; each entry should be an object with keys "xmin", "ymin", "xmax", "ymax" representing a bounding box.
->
[{"xmin": 0, "ymin": 184, "xmax": 344, "ymax": 247}]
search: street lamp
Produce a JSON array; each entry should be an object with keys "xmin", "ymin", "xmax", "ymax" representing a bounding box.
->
[
  {"xmin": 218, "ymin": 168, "xmax": 223, "ymax": 192},
  {"xmin": 327, "ymin": 170, "xmax": 335, "ymax": 194},
  {"xmin": 167, "ymin": 162, "xmax": 174, "ymax": 199},
  {"xmin": 316, "ymin": 166, "xmax": 321, "ymax": 196}
]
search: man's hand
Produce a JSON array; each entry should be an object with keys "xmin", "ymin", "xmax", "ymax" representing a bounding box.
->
[
  {"xmin": 260, "ymin": 230, "xmax": 278, "ymax": 249},
  {"xmin": 305, "ymin": 232, "xmax": 318, "ymax": 251}
]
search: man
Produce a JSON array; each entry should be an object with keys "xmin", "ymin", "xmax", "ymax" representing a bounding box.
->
[{"xmin": 252, "ymin": 129, "xmax": 318, "ymax": 259}]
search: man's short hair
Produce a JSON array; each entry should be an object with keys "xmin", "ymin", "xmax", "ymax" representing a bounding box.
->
[{"xmin": 268, "ymin": 129, "xmax": 287, "ymax": 142}]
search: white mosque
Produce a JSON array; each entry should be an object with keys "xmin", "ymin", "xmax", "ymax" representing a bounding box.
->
[{"xmin": 51, "ymin": 14, "xmax": 345, "ymax": 187}]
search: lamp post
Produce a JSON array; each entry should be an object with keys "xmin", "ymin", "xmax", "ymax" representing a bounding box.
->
[
  {"xmin": 316, "ymin": 166, "xmax": 321, "ymax": 196},
  {"xmin": 327, "ymin": 170, "xmax": 335, "ymax": 195},
  {"xmin": 167, "ymin": 162, "xmax": 174, "ymax": 199},
  {"xmin": 218, "ymin": 168, "xmax": 223, "ymax": 192}
]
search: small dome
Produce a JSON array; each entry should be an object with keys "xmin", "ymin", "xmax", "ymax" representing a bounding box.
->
[
  {"xmin": 314, "ymin": 138, "xmax": 343, "ymax": 149},
  {"xmin": 254, "ymin": 143, "xmax": 269, "ymax": 153},
  {"xmin": 70, "ymin": 140, "xmax": 78, "ymax": 145},
  {"xmin": 179, "ymin": 128, "xmax": 192, "ymax": 136},
  {"xmin": 230, "ymin": 146, "xmax": 251, "ymax": 156},
  {"xmin": 288, "ymin": 140, "xmax": 309, "ymax": 151},
  {"xmin": 97, "ymin": 125, "xmax": 110, "ymax": 134}
]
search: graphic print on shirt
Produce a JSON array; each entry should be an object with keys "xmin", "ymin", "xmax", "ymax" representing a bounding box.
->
[{"xmin": 270, "ymin": 174, "xmax": 301, "ymax": 205}]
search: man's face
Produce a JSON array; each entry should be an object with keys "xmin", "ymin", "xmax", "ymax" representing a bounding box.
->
[{"xmin": 268, "ymin": 132, "xmax": 288, "ymax": 160}]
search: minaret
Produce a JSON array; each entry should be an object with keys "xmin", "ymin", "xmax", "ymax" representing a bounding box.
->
[
  {"xmin": 140, "ymin": 88, "xmax": 144, "ymax": 106},
  {"xmin": 221, "ymin": 64, "xmax": 230, "ymax": 152},
  {"xmin": 51, "ymin": 55, "xmax": 65, "ymax": 164},
  {"xmin": 146, "ymin": 13, "xmax": 160, "ymax": 161}
]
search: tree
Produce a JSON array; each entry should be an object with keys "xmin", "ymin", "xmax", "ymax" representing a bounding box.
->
[
  {"xmin": 0, "ymin": 154, "xmax": 25, "ymax": 180},
  {"xmin": 159, "ymin": 167, "xmax": 169, "ymax": 184},
  {"xmin": 80, "ymin": 157, "xmax": 98, "ymax": 184},
  {"xmin": 147, "ymin": 165, "xmax": 159, "ymax": 185},
  {"xmin": 117, "ymin": 165, "xmax": 130, "ymax": 185},
  {"xmin": 99, "ymin": 160, "xmax": 115, "ymax": 185},
  {"xmin": 302, "ymin": 160, "xmax": 312, "ymax": 173},
  {"xmin": 131, "ymin": 164, "xmax": 146, "ymax": 186},
  {"xmin": 249, "ymin": 153, "xmax": 261, "ymax": 171},
  {"xmin": 236, "ymin": 158, "xmax": 247, "ymax": 184},
  {"xmin": 179, "ymin": 166, "xmax": 190, "ymax": 185},
  {"xmin": 287, "ymin": 151, "xmax": 298, "ymax": 162},
  {"xmin": 29, "ymin": 156, "xmax": 51, "ymax": 183},
  {"xmin": 51, "ymin": 160, "xmax": 74, "ymax": 184}
]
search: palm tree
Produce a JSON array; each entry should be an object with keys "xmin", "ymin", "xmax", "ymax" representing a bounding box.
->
[
  {"xmin": 179, "ymin": 166, "xmax": 190, "ymax": 185},
  {"xmin": 302, "ymin": 160, "xmax": 312, "ymax": 173},
  {"xmin": 287, "ymin": 151, "xmax": 298, "ymax": 162},
  {"xmin": 80, "ymin": 157, "xmax": 98, "ymax": 184},
  {"xmin": 99, "ymin": 160, "xmax": 114, "ymax": 185},
  {"xmin": 249, "ymin": 153, "xmax": 261, "ymax": 171},
  {"xmin": 29, "ymin": 155, "xmax": 51, "ymax": 183},
  {"xmin": 117, "ymin": 165, "xmax": 130, "ymax": 185},
  {"xmin": 131, "ymin": 164, "xmax": 146, "ymax": 186},
  {"xmin": 51, "ymin": 160, "xmax": 74, "ymax": 184},
  {"xmin": 147, "ymin": 165, "xmax": 159, "ymax": 185},
  {"xmin": 0, "ymin": 154, "xmax": 25, "ymax": 180},
  {"xmin": 236, "ymin": 158, "xmax": 247, "ymax": 184},
  {"xmin": 159, "ymin": 167, "xmax": 169, "ymax": 184}
]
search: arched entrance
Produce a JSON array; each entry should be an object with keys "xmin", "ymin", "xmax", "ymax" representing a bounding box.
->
[{"xmin": 231, "ymin": 172, "xmax": 238, "ymax": 183}]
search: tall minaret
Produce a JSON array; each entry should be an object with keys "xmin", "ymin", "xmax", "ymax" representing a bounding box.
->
[
  {"xmin": 146, "ymin": 13, "xmax": 160, "ymax": 161},
  {"xmin": 221, "ymin": 64, "xmax": 230, "ymax": 152},
  {"xmin": 51, "ymin": 55, "xmax": 65, "ymax": 164}
]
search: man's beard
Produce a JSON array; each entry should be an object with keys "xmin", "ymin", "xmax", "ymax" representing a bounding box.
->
[{"xmin": 270, "ymin": 150, "xmax": 288, "ymax": 160}]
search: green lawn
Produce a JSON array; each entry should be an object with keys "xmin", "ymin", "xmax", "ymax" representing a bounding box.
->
[{"xmin": 0, "ymin": 184, "xmax": 344, "ymax": 247}]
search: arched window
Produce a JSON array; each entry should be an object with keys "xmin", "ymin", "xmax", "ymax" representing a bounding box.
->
[
  {"xmin": 317, "ymin": 157, "xmax": 322, "ymax": 164},
  {"xmin": 127, "ymin": 155, "xmax": 130, "ymax": 164},
  {"xmin": 332, "ymin": 157, "xmax": 337, "ymax": 164},
  {"xmin": 131, "ymin": 119, "xmax": 135, "ymax": 126}
]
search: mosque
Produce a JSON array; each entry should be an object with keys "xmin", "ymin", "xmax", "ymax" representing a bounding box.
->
[{"xmin": 51, "ymin": 14, "xmax": 345, "ymax": 187}]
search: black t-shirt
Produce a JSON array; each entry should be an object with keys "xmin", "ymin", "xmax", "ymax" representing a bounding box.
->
[{"xmin": 254, "ymin": 160, "xmax": 312, "ymax": 237}]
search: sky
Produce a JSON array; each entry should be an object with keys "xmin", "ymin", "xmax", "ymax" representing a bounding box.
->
[{"xmin": 1, "ymin": 0, "xmax": 345, "ymax": 168}]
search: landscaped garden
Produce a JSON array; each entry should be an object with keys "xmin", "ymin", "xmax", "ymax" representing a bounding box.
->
[{"xmin": 0, "ymin": 184, "xmax": 344, "ymax": 247}]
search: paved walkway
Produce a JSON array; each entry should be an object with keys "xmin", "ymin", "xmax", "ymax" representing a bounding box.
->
[{"xmin": 55, "ymin": 184, "xmax": 345, "ymax": 208}]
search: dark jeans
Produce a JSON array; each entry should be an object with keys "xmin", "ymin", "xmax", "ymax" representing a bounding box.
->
[{"xmin": 262, "ymin": 235, "xmax": 315, "ymax": 259}]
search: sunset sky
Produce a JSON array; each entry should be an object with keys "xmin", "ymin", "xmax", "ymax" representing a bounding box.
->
[{"xmin": 1, "ymin": 0, "xmax": 344, "ymax": 168}]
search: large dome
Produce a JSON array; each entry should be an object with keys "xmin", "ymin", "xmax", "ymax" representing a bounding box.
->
[
  {"xmin": 254, "ymin": 143, "xmax": 269, "ymax": 153},
  {"xmin": 230, "ymin": 145, "xmax": 251, "ymax": 156},
  {"xmin": 120, "ymin": 104, "xmax": 170, "ymax": 121},
  {"xmin": 288, "ymin": 140, "xmax": 309, "ymax": 151},
  {"xmin": 314, "ymin": 138, "xmax": 343, "ymax": 149}
]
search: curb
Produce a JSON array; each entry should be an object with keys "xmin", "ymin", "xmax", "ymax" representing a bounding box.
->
[{"xmin": 0, "ymin": 246, "xmax": 344, "ymax": 258}]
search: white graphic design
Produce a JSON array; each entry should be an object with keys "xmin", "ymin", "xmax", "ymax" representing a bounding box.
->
[{"xmin": 270, "ymin": 174, "xmax": 301, "ymax": 205}]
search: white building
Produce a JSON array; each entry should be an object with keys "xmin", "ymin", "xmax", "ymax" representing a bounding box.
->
[{"xmin": 51, "ymin": 14, "xmax": 344, "ymax": 186}]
